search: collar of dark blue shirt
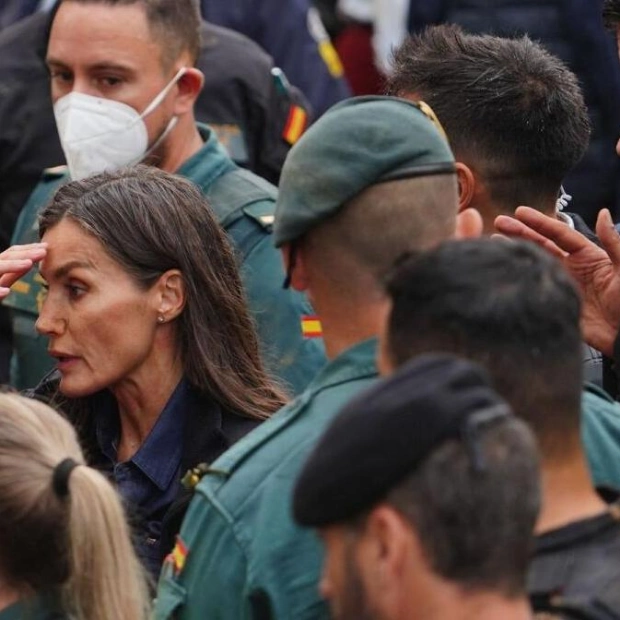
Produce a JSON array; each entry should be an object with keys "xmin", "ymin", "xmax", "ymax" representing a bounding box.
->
[{"xmin": 94, "ymin": 379, "xmax": 189, "ymax": 491}]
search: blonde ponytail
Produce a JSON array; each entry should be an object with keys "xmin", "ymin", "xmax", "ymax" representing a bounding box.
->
[{"xmin": 0, "ymin": 394, "xmax": 150, "ymax": 619}]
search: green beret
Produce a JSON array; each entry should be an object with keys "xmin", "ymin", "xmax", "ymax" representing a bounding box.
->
[{"xmin": 273, "ymin": 96, "xmax": 456, "ymax": 247}]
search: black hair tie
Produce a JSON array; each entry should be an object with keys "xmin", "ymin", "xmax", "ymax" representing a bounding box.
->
[{"xmin": 52, "ymin": 458, "xmax": 79, "ymax": 498}]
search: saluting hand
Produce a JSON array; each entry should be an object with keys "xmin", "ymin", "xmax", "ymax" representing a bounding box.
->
[
  {"xmin": 495, "ymin": 207, "xmax": 620, "ymax": 357},
  {"xmin": 0, "ymin": 243, "xmax": 47, "ymax": 298}
]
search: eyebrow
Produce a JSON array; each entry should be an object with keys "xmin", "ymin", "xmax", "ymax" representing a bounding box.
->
[
  {"xmin": 46, "ymin": 58, "xmax": 135, "ymax": 74},
  {"xmin": 43, "ymin": 260, "xmax": 95, "ymax": 281}
]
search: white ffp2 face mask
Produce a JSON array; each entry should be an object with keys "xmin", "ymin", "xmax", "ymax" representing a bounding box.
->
[{"xmin": 54, "ymin": 68, "xmax": 186, "ymax": 181}]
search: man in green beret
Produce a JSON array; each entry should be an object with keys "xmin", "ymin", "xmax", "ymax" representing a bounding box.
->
[{"xmin": 154, "ymin": 95, "xmax": 482, "ymax": 619}]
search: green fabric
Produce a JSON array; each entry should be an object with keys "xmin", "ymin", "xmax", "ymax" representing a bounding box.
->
[
  {"xmin": 154, "ymin": 339, "xmax": 378, "ymax": 620},
  {"xmin": 273, "ymin": 95, "xmax": 455, "ymax": 247},
  {"xmin": 0, "ymin": 595, "xmax": 65, "ymax": 620},
  {"xmin": 4, "ymin": 124, "xmax": 325, "ymax": 394},
  {"xmin": 582, "ymin": 383, "xmax": 620, "ymax": 491}
]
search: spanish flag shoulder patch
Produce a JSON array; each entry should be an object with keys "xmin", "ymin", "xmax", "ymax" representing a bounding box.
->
[
  {"xmin": 166, "ymin": 536, "xmax": 189, "ymax": 577},
  {"xmin": 302, "ymin": 315, "xmax": 323, "ymax": 339},
  {"xmin": 283, "ymin": 105, "xmax": 308, "ymax": 146}
]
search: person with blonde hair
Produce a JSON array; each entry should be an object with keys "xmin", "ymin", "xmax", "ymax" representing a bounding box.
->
[{"xmin": 0, "ymin": 392, "xmax": 150, "ymax": 620}]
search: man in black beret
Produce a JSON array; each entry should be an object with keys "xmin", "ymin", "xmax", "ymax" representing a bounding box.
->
[
  {"xmin": 380, "ymin": 238, "xmax": 620, "ymax": 616},
  {"xmin": 293, "ymin": 353, "xmax": 540, "ymax": 620}
]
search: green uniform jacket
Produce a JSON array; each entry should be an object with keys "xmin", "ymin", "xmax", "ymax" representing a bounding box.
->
[
  {"xmin": 154, "ymin": 338, "xmax": 378, "ymax": 620},
  {"xmin": 0, "ymin": 596, "xmax": 65, "ymax": 620},
  {"xmin": 582, "ymin": 383, "xmax": 620, "ymax": 493},
  {"xmin": 3, "ymin": 124, "xmax": 325, "ymax": 393}
]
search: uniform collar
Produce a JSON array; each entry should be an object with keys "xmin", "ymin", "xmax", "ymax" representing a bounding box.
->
[
  {"xmin": 212, "ymin": 338, "xmax": 378, "ymax": 475},
  {"xmin": 177, "ymin": 123, "xmax": 237, "ymax": 190}
]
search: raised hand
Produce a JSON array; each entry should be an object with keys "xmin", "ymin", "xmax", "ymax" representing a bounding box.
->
[
  {"xmin": 495, "ymin": 207, "xmax": 620, "ymax": 356},
  {"xmin": 0, "ymin": 243, "xmax": 47, "ymax": 298}
]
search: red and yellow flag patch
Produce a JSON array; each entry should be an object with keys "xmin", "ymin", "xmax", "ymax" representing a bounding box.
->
[
  {"xmin": 283, "ymin": 105, "xmax": 308, "ymax": 145},
  {"xmin": 301, "ymin": 315, "xmax": 323, "ymax": 339},
  {"xmin": 166, "ymin": 536, "xmax": 189, "ymax": 576}
]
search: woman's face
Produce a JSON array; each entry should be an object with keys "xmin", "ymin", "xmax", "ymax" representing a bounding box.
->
[{"xmin": 36, "ymin": 219, "xmax": 162, "ymax": 398}]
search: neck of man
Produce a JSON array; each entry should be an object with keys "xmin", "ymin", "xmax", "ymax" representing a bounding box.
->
[
  {"xmin": 402, "ymin": 580, "xmax": 532, "ymax": 620},
  {"xmin": 467, "ymin": 183, "xmax": 557, "ymax": 234},
  {"xmin": 152, "ymin": 114, "xmax": 204, "ymax": 174},
  {"xmin": 311, "ymin": 286, "xmax": 387, "ymax": 360},
  {"xmin": 0, "ymin": 580, "xmax": 20, "ymax": 612},
  {"xmin": 536, "ymin": 445, "xmax": 608, "ymax": 534}
]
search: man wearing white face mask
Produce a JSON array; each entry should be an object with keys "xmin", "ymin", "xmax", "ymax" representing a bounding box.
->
[{"xmin": 4, "ymin": 0, "xmax": 325, "ymax": 394}]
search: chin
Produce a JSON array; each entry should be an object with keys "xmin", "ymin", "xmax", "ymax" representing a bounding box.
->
[{"xmin": 58, "ymin": 377, "xmax": 104, "ymax": 399}]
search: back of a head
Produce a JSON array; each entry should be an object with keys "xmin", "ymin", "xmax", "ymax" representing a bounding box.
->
[
  {"xmin": 304, "ymin": 175, "xmax": 458, "ymax": 300},
  {"xmin": 274, "ymin": 96, "xmax": 459, "ymax": 299},
  {"xmin": 0, "ymin": 394, "xmax": 149, "ymax": 620},
  {"xmin": 390, "ymin": 416, "xmax": 539, "ymax": 598},
  {"xmin": 384, "ymin": 238, "xmax": 583, "ymax": 459},
  {"xmin": 58, "ymin": 0, "xmax": 201, "ymax": 67},
  {"xmin": 387, "ymin": 25, "xmax": 591, "ymax": 214}
]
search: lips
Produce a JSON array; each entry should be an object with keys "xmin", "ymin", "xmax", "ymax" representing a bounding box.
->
[{"xmin": 49, "ymin": 350, "xmax": 80, "ymax": 371}]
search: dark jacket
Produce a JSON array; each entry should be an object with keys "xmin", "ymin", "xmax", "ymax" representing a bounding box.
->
[
  {"xmin": 407, "ymin": 0, "xmax": 620, "ymax": 227},
  {"xmin": 200, "ymin": 0, "xmax": 350, "ymax": 117},
  {"xmin": 30, "ymin": 371, "xmax": 262, "ymax": 566}
]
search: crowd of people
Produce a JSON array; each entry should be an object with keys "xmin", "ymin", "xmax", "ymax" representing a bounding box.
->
[{"xmin": 1, "ymin": 0, "xmax": 620, "ymax": 619}]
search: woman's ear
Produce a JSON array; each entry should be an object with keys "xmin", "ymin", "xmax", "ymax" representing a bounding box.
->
[
  {"xmin": 156, "ymin": 269, "xmax": 186, "ymax": 322},
  {"xmin": 456, "ymin": 162, "xmax": 476, "ymax": 213}
]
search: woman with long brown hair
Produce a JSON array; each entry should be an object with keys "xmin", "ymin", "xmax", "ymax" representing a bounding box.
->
[{"xmin": 0, "ymin": 166, "xmax": 287, "ymax": 577}]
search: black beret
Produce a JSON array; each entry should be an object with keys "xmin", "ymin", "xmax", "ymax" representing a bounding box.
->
[{"xmin": 293, "ymin": 354, "xmax": 512, "ymax": 528}]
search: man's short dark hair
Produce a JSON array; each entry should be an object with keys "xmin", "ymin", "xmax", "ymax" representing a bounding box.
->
[
  {"xmin": 603, "ymin": 0, "xmax": 620, "ymax": 28},
  {"xmin": 375, "ymin": 416, "xmax": 540, "ymax": 597},
  {"xmin": 384, "ymin": 238, "xmax": 583, "ymax": 460},
  {"xmin": 60, "ymin": 0, "xmax": 201, "ymax": 67},
  {"xmin": 386, "ymin": 25, "xmax": 591, "ymax": 213}
]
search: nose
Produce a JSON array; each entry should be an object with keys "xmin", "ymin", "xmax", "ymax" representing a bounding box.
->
[{"xmin": 35, "ymin": 298, "xmax": 66, "ymax": 337}]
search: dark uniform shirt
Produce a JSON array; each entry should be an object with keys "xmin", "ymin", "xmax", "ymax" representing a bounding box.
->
[
  {"xmin": 95, "ymin": 379, "xmax": 188, "ymax": 578},
  {"xmin": 529, "ymin": 508, "xmax": 620, "ymax": 617}
]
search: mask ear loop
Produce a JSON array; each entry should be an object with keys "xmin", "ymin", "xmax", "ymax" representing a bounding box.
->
[
  {"xmin": 137, "ymin": 67, "xmax": 187, "ymax": 161},
  {"xmin": 139, "ymin": 67, "xmax": 187, "ymax": 120}
]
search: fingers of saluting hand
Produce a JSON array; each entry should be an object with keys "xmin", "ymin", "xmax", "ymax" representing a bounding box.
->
[{"xmin": 0, "ymin": 243, "xmax": 47, "ymax": 298}]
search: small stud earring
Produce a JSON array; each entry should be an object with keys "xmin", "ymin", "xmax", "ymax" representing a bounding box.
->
[{"xmin": 158, "ymin": 316, "xmax": 165, "ymax": 324}]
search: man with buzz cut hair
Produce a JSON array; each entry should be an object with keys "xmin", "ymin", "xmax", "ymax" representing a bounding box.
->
[
  {"xmin": 4, "ymin": 0, "xmax": 325, "ymax": 396},
  {"xmin": 155, "ymin": 95, "xmax": 482, "ymax": 619},
  {"xmin": 380, "ymin": 238, "xmax": 620, "ymax": 617},
  {"xmin": 293, "ymin": 354, "xmax": 541, "ymax": 620}
]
